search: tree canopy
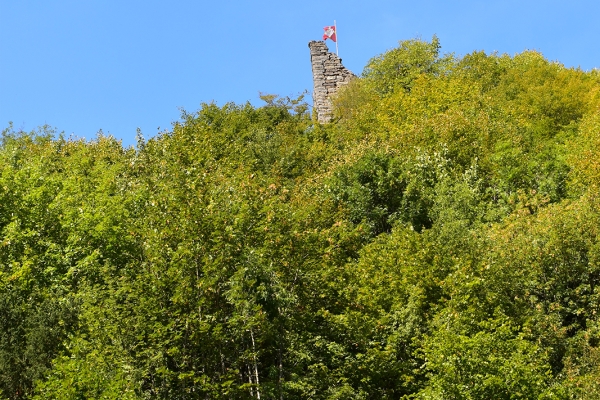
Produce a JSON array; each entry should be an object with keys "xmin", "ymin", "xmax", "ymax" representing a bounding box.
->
[{"xmin": 2, "ymin": 37, "xmax": 600, "ymax": 399}]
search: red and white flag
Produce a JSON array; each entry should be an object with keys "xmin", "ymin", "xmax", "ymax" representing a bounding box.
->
[{"xmin": 323, "ymin": 25, "xmax": 337, "ymax": 42}]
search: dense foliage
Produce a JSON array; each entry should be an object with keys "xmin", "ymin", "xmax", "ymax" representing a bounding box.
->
[{"xmin": 3, "ymin": 37, "xmax": 600, "ymax": 398}]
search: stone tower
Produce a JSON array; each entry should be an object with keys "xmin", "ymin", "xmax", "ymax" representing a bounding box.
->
[{"xmin": 308, "ymin": 41, "xmax": 356, "ymax": 123}]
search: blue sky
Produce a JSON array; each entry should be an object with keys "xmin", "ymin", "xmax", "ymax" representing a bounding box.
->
[{"xmin": 2, "ymin": 0, "xmax": 599, "ymax": 147}]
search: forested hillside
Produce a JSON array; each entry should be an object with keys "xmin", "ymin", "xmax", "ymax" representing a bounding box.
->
[{"xmin": 3, "ymin": 37, "xmax": 600, "ymax": 399}]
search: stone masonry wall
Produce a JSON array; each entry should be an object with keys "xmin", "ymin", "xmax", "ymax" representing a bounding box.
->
[{"xmin": 309, "ymin": 41, "xmax": 356, "ymax": 123}]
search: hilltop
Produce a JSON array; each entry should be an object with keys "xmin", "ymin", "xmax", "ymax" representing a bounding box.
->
[{"xmin": 2, "ymin": 37, "xmax": 600, "ymax": 399}]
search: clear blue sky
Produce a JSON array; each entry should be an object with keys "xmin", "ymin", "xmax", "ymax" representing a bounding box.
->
[{"xmin": 2, "ymin": 0, "xmax": 599, "ymax": 147}]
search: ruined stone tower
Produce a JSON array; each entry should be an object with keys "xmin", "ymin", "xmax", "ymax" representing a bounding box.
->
[{"xmin": 308, "ymin": 41, "xmax": 356, "ymax": 123}]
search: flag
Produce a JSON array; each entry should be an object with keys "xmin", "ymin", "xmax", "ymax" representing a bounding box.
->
[{"xmin": 323, "ymin": 25, "xmax": 336, "ymax": 42}]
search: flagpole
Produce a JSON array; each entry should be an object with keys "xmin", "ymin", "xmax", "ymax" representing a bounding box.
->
[{"xmin": 334, "ymin": 20, "xmax": 339, "ymax": 56}]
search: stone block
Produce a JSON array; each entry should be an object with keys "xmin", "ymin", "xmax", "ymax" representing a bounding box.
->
[{"xmin": 309, "ymin": 40, "xmax": 356, "ymax": 123}]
